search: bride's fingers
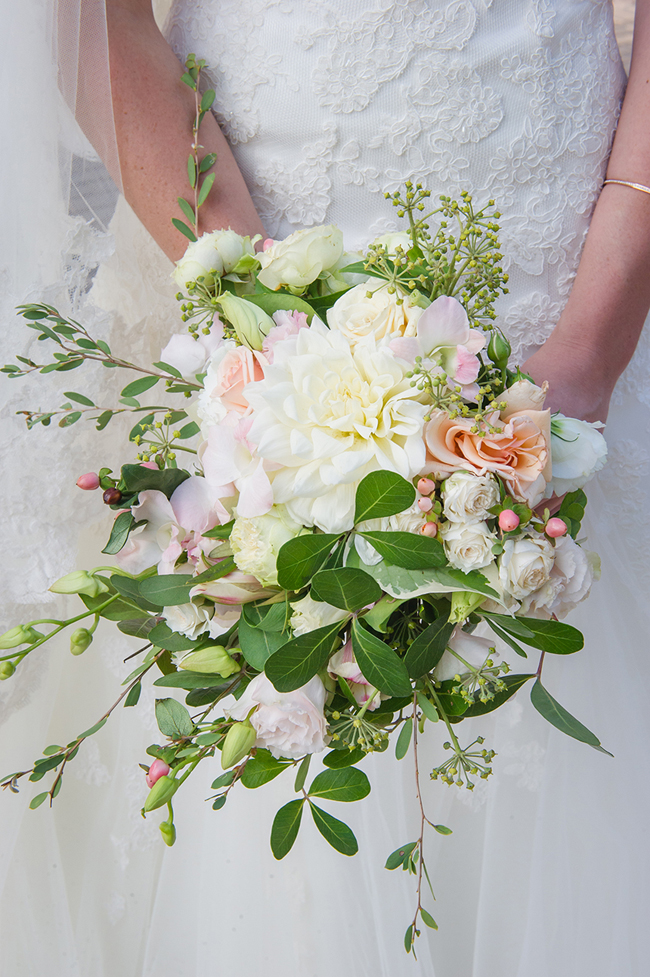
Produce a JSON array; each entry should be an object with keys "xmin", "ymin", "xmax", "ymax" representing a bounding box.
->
[{"xmin": 535, "ymin": 494, "xmax": 565, "ymax": 518}]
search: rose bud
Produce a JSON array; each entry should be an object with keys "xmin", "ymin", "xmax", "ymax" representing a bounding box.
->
[
  {"xmin": 221, "ymin": 721, "xmax": 257, "ymax": 770},
  {"xmin": 545, "ymin": 517, "xmax": 568, "ymax": 538},
  {"xmin": 420, "ymin": 522, "xmax": 438, "ymax": 537},
  {"xmin": 498, "ymin": 509, "xmax": 520, "ymax": 532},
  {"xmin": 146, "ymin": 759, "xmax": 171, "ymax": 789},
  {"xmin": 70, "ymin": 628, "xmax": 93, "ymax": 656},
  {"xmin": 144, "ymin": 774, "xmax": 178, "ymax": 812},
  {"xmin": 103, "ymin": 487, "xmax": 122, "ymax": 506},
  {"xmin": 159, "ymin": 820, "xmax": 176, "ymax": 847},
  {"xmin": 418, "ymin": 497, "xmax": 433, "ymax": 513},
  {"xmin": 417, "ymin": 477, "xmax": 436, "ymax": 496},
  {"xmin": 76, "ymin": 472, "xmax": 100, "ymax": 491},
  {"xmin": 0, "ymin": 661, "xmax": 16, "ymax": 680}
]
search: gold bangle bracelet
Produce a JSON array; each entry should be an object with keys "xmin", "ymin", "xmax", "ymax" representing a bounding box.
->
[{"xmin": 603, "ymin": 178, "xmax": 650, "ymax": 196}]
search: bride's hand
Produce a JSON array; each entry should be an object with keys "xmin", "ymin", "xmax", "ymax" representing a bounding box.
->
[{"xmin": 521, "ymin": 334, "xmax": 614, "ymax": 424}]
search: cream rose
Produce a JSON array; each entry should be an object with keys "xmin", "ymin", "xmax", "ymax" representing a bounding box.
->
[
  {"xmin": 440, "ymin": 520, "xmax": 496, "ymax": 571},
  {"xmin": 498, "ymin": 536, "xmax": 555, "ymax": 600},
  {"xmin": 519, "ymin": 535, "xmax": 599, "ymax": 618},
  {"xmin": 290, "ymin": 593, "xmax": 350, "ymax": 636},
  {"xmin": 499, "ymin": 379, "xmax": 548, "ymax": 415},
  {"xmin": 197, "ymin": 340, "xmax": 267, "ymax": 430},
  {"xmin": 219, "ymin": 673, "xmax": 328, "ymax": 759},
  {"xmin": 257, "ymin": 225, "xmax": 344, "ymax": 291},
  {"xmin": 327, "ymin": 280, "xmax": 423, "ymax": 348},
  {"xmin": 442, "ymin": 471, "xmax": 500, "ymax": 523},
  {"xmin": 230, "ymin": 505, "xmax": 304, "ymax": 587}
]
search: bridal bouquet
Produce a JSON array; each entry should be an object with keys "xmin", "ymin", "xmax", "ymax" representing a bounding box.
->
[{"xmin": 0, "ymin": 129, "xmax": 608, "ymax": 951}]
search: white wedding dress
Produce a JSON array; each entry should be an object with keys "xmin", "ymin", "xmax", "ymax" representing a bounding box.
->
[{"xmin": 2, "ymin": 2, "xmax": 650, "ymax": 975}]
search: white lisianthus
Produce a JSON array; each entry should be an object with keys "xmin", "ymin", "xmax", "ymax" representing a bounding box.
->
[
  {"xmin": 257, "ymin": 225, "xmax": 344, "ymax": 291},
  {"xmin": 327, "ymin": 280, "xmax": 423, "ymax": 348},
  {"xmin": 519, "ymin": 535, "xmax": 599, "ymax": 618},
  {"xmin": 160, "ymin": 326, "xmax": 223, "ymax": 378},
  {"xmin": 230, "ymin": 505, "xmax": 305, "ymax": 586},
  {"xmin": 355, "ymin": 502, "xmax": 426, "ymax": 565},
  {"xmin": 442, "ymin": 471, "xmax": 500, "ymax": 523},
  {"xmin": 544, "ymin": 415, "xmax": 608, "ymax": 497},
  {"xmin": 173, "ymin": 229, "xmax": 257, "ymax": 289},
  {"xmin": 162, "ymin": 600, "xmax": 215, "ymax": 640},
  {"xmin": 290, "ymin": 593, "xmax": 350, "ymax": 636},
  {"xmin": 220, "ymin": 673, "xmax": 328, "ymax": 759},
  {"xmin": 440, "ymin": 520, "xmax": 496, "ymax": 571},
  {"xmin": 245, "ymin": 319, "xmax": 428, "ymax": 533},
  {"xmin": 434, "ymin": 628, "xmax": 497, "ymax": 683},
  {"xmin": 498, "ymin": 536, "xmax": 555, "ymax": 599}
]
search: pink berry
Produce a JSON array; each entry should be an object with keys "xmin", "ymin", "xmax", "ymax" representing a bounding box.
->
[
  {"xmin": 146, "ymin": 759, "xmax": 171, "ymax": 789},
  {"xmin": 140, "ymin": 461, "xmax": 158, "ymax": 470},
  {"xmin": 499, "ymin": 509, "xmax": 520, "ymax": 532},
  {"xmin": 418, "ymin": 497, "xmax": 433, "ymax": 513},
  {"xmin": 76, "ymin": 472, "xmax": 100, "ymax": 491},
  {"xmin": 545, "ymin": 517, "xmax": 568, "ymax": 538},
  {"xmin": 417, "ymin": 477, "xmax": 436, "ymax": 496},
  {"xmin": 262, "ymin": 238, "xmax": 275, "ymax": 251},
  {"xmin": 420, "ymin": 522, "xmax": 438, "ymax": 537}
]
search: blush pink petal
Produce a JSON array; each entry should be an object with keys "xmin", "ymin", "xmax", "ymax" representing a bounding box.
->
[
  {"xmin": 453, "ymin": 345, "xmax": 481, "ymax": 385},
  {"xmin": 388, "ymin": 336, "xmax": 421, "ymax": 362},
  {"xmin": 417, "ymin": 295, "xmax": 470, "ymax": 353}
]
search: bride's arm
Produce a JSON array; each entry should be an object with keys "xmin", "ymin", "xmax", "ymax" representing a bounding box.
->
[
  {"xmin": 523, "ymin": 0, "xmax": 650, "ymax": 422},
  {"xmin": 104, "ymin": 0, "xmax": 265, "ymax": 260}
]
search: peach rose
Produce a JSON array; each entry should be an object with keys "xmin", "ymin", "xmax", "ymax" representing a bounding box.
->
[
  {"xmin": 197, "ymin": 341, "xmax": 267, "ymax": 430},
  {"xmin": 423, "ymin": 408, "xmax": 551, "ymax": 506}
]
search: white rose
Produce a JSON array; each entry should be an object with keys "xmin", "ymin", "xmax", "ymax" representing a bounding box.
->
[
  {"xmin": 257, "ymin": 225, "xmax": 344, "ymax": 291},
  {"xmin": 519, "ymin": 535, "xmax": 599, "ymax": 619},
  {"xmin": 173, "ymin": 229, "xmax": 256, "ymax": 289},
  {"xmin": 499, "ymin": 379, "xmax": 548, "ymax": 416},
  {"xmin": 290, "ymin": 593, "xmax": 350, "ymax": 636},
  {"xmin": 220, "ymin": 673, "xmax": 328, "ymax": 759},
  {"xmin": 440, "ymin": 520, "xmax": 496, "ymax": 571},
  {"xmin": 230, "ymin": 505, "xmax": 305, "ymax": 586},
  {"xmin": 544, "ymin": 415, "xmax": 608, "ymax": 497},
  {"xmin": 498, "ymin": 536, "xmax": 555, "ymax": 599},
  {"xmin": 162, "ymin": 600, "xmax": 214, "ymax": 640},
  {"xmin": 160, "ymin": 326, "xmax": 223, "ymax": 378},
  {"xmin": 442, "ymin": 472, "xmax": 500, "ymax": 523},
  {"xmin": 434, "ymin": 628, "xmax": 497, "ymax": 682},
  {"xmin": 355, "ymin": 502, "xmax": 427, "ymax": 565},
  {"xmin": 327, "ymin": 280, "xmax": 423, "ymax": 349}
]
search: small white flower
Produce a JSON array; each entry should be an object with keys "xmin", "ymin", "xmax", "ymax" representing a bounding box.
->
[
  {"xmin": 498, "ymin": 536, "xmax": 555, "ymax": 599},
  {"xmin": 290, "ymin": 593, "xmax": 350, "ymax": 637},
  {"xmin": 545, "ymin": 415, "xmax": 608, "ymax": 497},
  {"xmin": 230, "ymin": 505, "xmax": 304, "ymax": 587},
  {"xmin": 442, "ymin": 471, "xmax": 500, "ymax": 523},
  {"xmin": 440, "ymin": 520, "xmax": 496, "ymax": 571}
]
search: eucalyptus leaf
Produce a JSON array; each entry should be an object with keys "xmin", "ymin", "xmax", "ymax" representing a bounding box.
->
[
  {"xmin": 120, "ymin": 375, "xmax": 160, "ymax": 398},
  {"xmin": 148, "ymin": 622, "xmax": 198, "ymax": 652},
  {"xmin": 244, "ymin": 292, "xmax": 315, "ymax": 322},
  {"xmin": 462, "ymin": 673, "xmax": 535, "ymax": 717},
  {"xmin": 172, "ymin": 218, "xmax": 197, "ymax": 242},
  {"xmin": 139, "ymin": 575, "xmax": 193, "ymax": 607},
  {"xmin": 242, "ymin": 601, "xmax": 287, "ymax": 632},
  {"xmin": 354, "ymin": 471, "xmax": 416, "ymax": 524},
  {"xmin": 395, "ymin": 718, "xmax": 413, "ymax": 760},
  {"xmin": 119, "ymin": 464, "xmax": 189, "ymax": 499},
  {"xmin": 153, "ymin": 671, "xmax": 230, "ymax": 691},
  {"xmin": 385, "ymin": 841, "xmax": 417, "ymax": 870},
  {"xmin": 347, "ymin": 547, "xmax": 498, "ymax": 601},
  {"xmin": 101, "ymin": 511, "xmax": 135, "ymax": 555},
  {"xmin": 238, "ymin": 614, "xmax": 286, "ymax": 670},
  {"xmin": 63, "ymin": 390, "xmax": 94, "ymax": 407},
  {"xmin": 530, "ymin": 680, "xmax": 612, "ymax": 754}
]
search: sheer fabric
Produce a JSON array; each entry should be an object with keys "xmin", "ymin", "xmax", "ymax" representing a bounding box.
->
[{"xmin": 2, "ymin": 2, "xmax": 650, "ymax": 975}]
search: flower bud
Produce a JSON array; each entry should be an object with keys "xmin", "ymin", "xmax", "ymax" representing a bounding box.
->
[
  {"xmin": 417, "ymin": 477, "xmax": 436, "ymax": 496},
  {"xmin": 76, "ymin": 472, "xmax": 100, "ymax": 491},
  {"xmin": 418, "ymin": 497, "xmax": 433, "ymax": 513},
  {"xmin": 103, "ymin": 488, "xmax": 122, "ymax": 506},
  {"xmin": 0, "ymin": 625, "xmax": 42, "ymax": 649},
  {"xmin": 545, "ymin": 517, "xmax": 568, "ymax": 538},
  {"xmin": 159, "ymin": 820, "xmax": 176, "ymax": 847},
  {"xmin": 70, "ymin": 628, "xmax": 93, "ymax": 656},
  {"xmin": 218, "ymin": 294, "xmax": 274, "ymax": 351},
  {"xmin": 0, "ymin": 661, "xmax": 16, "ymax": 680},
  {"xmin": 448, "ymin": 590, "xmax": 486, "ymax": 624},
  {"xmin": 498, "ymin": 509, "xmax": 520, "ymax": 532},
  {"xmin": 221, "ymin": 721, "xmax": 256, "ymax": 770},
  {"xmin": 144, "ymin": 774, "xmax": 178, "ymax": 812},
  {"xmin": 49, "ymin": 571, "xmax": 110, "ymax": 598},
  {"xmin": 486, "ymin": 330, "xmax": 511, "ymax": 369},
  {"xmin": 179, "ymin": 645, "xmax": 240, "ymax": 678},
  {"xmin": 420, "ymin": 522, "xmax": 437, "ymax": 537},
  {"xmin": 146, "ymin": 758, "xmax": 171, "ymax": 788}
]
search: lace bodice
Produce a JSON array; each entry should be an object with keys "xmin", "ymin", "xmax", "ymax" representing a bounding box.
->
[{"xmin": 164, "ymin": 0, "xmax": 626, "ymax": 359}]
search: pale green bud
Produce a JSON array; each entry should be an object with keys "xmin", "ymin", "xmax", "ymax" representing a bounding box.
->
[
  {"xmin": 0, "ymin": 625, "xmax": 42, "ymax": 650},
  {"xmin": 179, "ymin": 645, "xmax": 240, "ymax": 678},
  {"xmin": 70, "ymin": 628, "xmax": 93, "ymax": 656},
  {"xmin": 144, "ymin": 775, "xmax": 179, "ymax": 812},
  {"xmin": 221, "ymin": 721, "xmax": 256, "ymax": 770},
  {"xmin": 486, "ymin": 331, "xmax": 511, "ymax": 370},
  {"xmin": 49, "ymin": 571, "xmax": 110, "ymax": 598},
  {"xmin": 159, "ymin": 820, "xmax": 177, "ymax": 846},
  {"xmin": 218, "ymin": 294, "xmax": 274, "ymax": 351},
  {"xmin": 448, "ymin": 590, "xmax": 486, "ymax": 625},
  {"xmin": 0, "ymin": 661, "xmax": 16, "ymax": 680}
]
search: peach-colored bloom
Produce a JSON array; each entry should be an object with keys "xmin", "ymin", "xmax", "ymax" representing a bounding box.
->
[{"xmin": 423, "ymin": 408, "xmax": 551, "ymax": 505}]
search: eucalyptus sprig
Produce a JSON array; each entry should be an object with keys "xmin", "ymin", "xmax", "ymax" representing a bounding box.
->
[{"xmin": 173, "ymin": 53, "xmax": 218, "ymax": 243}]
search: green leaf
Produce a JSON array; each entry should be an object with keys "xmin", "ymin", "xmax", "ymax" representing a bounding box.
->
[
  {"xmin": 148, "ymin": 622, "xmax": 198, "ymax": 652},
  {"xmin": 202, "ymin": 520, "xmax": 235, "ymax": 540},
  {"xmin": 421, "ymin": 909, "xmax": 438, "ymax": 930},
  {"xmin": 308, "ymin": 767, "xmax": 370, "ymax": 803},
  {"xmin": 178, "ymin": 421, "xmax": 200, "ymax": 439},
  {"xmin": 557, "ymin": 489, "xmax": 587, "ymax": 538},
  {"xmin": 310, "ymin": 567, "xmax": 381, "ymax": 612},
  {"xmin": 357, "ymin": 531, "xmax": 446, "ymax": 569},
  {"xmin": 238, "ymin": 614, "xmax": 286, "ymax": 670},
  {"xmin": 348, "ymin": 546, "xmax": 498, "ymax": 600},
  {"xmin": 155, "ymin": 698, "xmax": 194, "ymax": 739},
  {"xmin": 180, "ymin": 71, "xmax": 196, "ymax": 89},
  {"xmin": 96, "ymin": 410, "xmax": 113, "ymax": 431},
  {"xmin": 211, "ymin": 771, "xmax": 235, "ymax": 790},
  {"xmin": 110, "ymin": 575, "xmax": 162, "ymax": 612},
  {"xmin": 78, "ymin": 717, "xmax": 108, "ymax": 739},
  {"xmin": 124, "ymin": 682, "xmax": 142, "ymax": 707},
  {"xmin": 309, "ymin": 802, "xmax": 358, "ymax": 856},
  {"xmin": 361, "ymin": 595, "xmax": 407, "ymax": 632},
  {"xmin": 59, "ymin": 411, "xmax": 81, "ymax": 427},
  {"xmin": 351, "ymin": 619, "xmax": 412, "ymax": 697},
  {"xmin": 404, "ymin": 925, "xmax": 414, "ymax": 954},
  {"xmin": 395, "ymin": 718, "xmax": 413, "ymax": 760},
  {"xmin": 200, "ymin": 89, "xmax": 216, "ymax": 112},
  {"xmin": 198, "ymin": 171, "xmax": 215, "ymax": 206},
  {"xmin": 385, "ymin": 841, "xmax": 417, "ymax": 870},
  {"xmin": 191, "ymin": 557, "xmax": 237, "ymax": 585},
  {"xmin": 152, "ymin": 361, "xmax": 183, "ymax": 379},
  {"xmin": 244, "ymin": 292, "xmax": 315, "ymax": 323},
  {"xmin": 199, "ymin": 152, "xmax": 217, "ymax": 173},
  {"xmin": 404, "ymin": 616, "xmax": 454, "ymax": 679},
  {"xmin": 30, "ymin": 792, "xmax": 49, "ymax": 810},
  {"xmin": 101, "ymin": 511, "xmax": 135, "ymax": 555},
  {"xmin": 120, "ymin": 375, "xmax": 160, "ymax": 398},
  {"xmin": 485, "ymin": 620, "xmax": 528, "ymax": 658},
  {"xmin": 186, "ymin": 687, "xmax": 224, "ymax": 707},
  {"xmin": 212, "ymin": 795, "xmax": 227, "ymax": 811},
  {"xmin": 241, "ymin": 749, "xmax": 292, "ymax": 789},
  {"xmin": 322, "ymin": 749, "xmax": 365, "ymax": 769},
  {"xmin": 63, "ymin": 390, "xmax": 94, "ymax": 406},
  {"xmin": 270, "ymin": 799, "xmax": 305, "ymax": 859},
  {"xmin": 119, "ymin": 463, "xmax": 190, "ymax": 499},
  {"xmin": 265, "ymin": 621, "xmax": 344, "ymax": 693},
  {"xmin": 117, "ymin": 617, "xmax": 157, "ymax": 639},
  {"xmin": 139, "ymin": 575, "xmax": 193, "ymax": 607},
  {"xmin": 177, "ymin": 197, "xmax": 195, "ymax": 224},
  {"xmin": 294, "ymin": 755, "xmax": 311, "ymax": 793},
  {"xmin": 354, "ymin": 471, "xmax": 416, "ymax": 523},
  {"xmin": 416, "ymin": 692, "xmax": 439, "ymax": 723},
  {"xmin": 187, "ymin": 154, "xmax": 197, "ymax": 188},
  {"xmin": 462, "ymin": 673, "xmax": 535, "ymax": 717},
  {"xmin": 530, "ymin": 680, "xmax": 612, "ymax": 755},
  {"xmin": 153, "ymin": 671, "xmax": 229, "ymax": 690},
  {"xmin": 433, "ymin": 823, "xmax": 453, "ymax": 836},
  {"xmin": 509, "ymin": 617, "xmax": 584, "ymax": 656},
  {"xmin": 30, "ymin": 755, "xmax": 64, "ymax": 780},
  {"xmin": 480, "ymin": 612, "xmax": 534, "ymax": 639},
  {"xmin": 242, "ymin": 601, "xmax": 287, "ymax": 632},
  {"xmin": 172, "ymin": 218, "xmax": 197, "ymax": 243}
]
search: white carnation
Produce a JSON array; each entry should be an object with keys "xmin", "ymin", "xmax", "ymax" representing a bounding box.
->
[
  {"xmin": 230, "ymin": 505, "xmax": 304, "ymax": 586},
  {"xmin": 498, "ymin": 536, "xmax": 555, "ymax": 600},
  {"xmin": 442, "ymin": 471, "xmax": 500, "ymax": 523},
  {"xmin": 327, "ymin": 279, "xmax": 423, "ymax": 348},
  {"xmin": 544, "ymin": 414, "xmax": 608, "ymax": 497},
  {"xmin": 290, "ymin": 593, "xmax": 350, "ymax": 637},
  {"xmin": 440, "ymin": 520, "xmax": 496, "ymax": 571},
  {"xmin": 519, "ymin": 535, "xmax": 599, "ymax": 618}
]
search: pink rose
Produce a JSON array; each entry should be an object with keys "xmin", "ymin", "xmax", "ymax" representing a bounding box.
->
[
  {"xmin": 201, "ymin": 342, "xmax": 267, "ymax": 420},
  {"xmin": 262, "ymin": 309, "xmax": 309, "ymax": 362}
]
